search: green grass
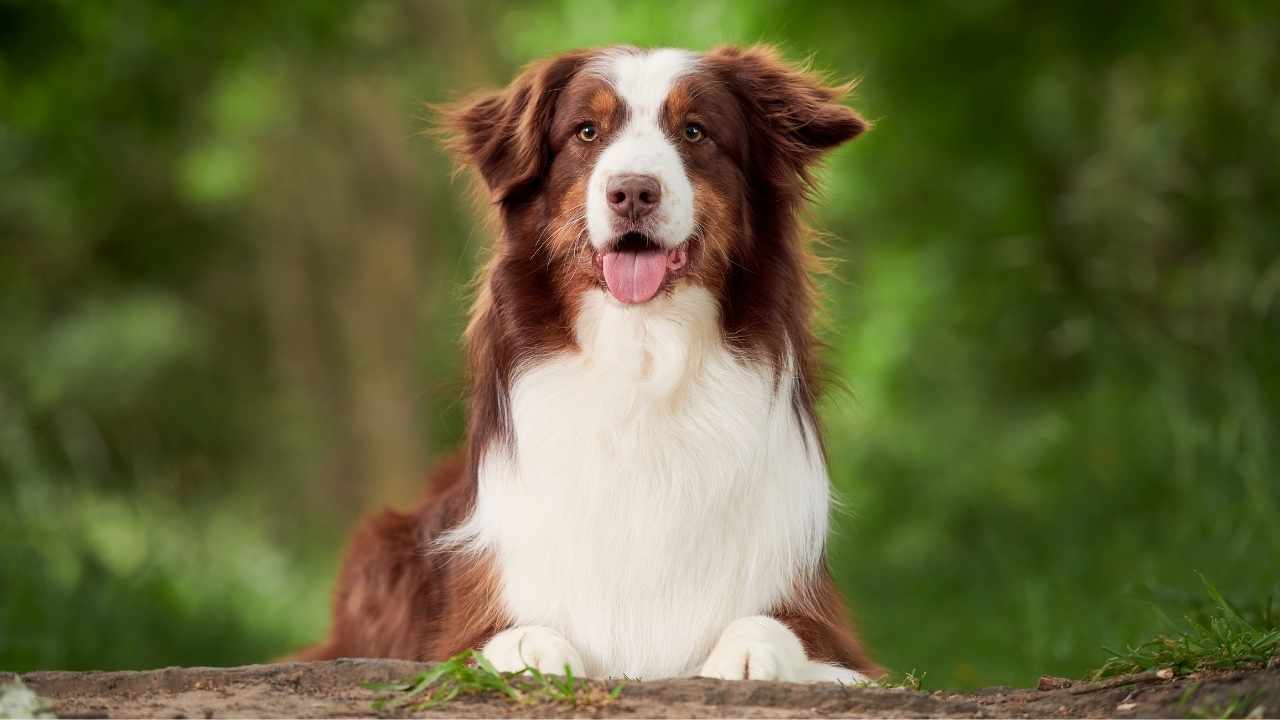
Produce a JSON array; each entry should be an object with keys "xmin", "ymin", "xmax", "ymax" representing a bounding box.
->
[
  {"xmin": 1091, "ymin": 574, "xmax": 1280, "ymax": 679},
  {"xmin": 365, "ymin": 650, "xmax": 624, "ymax": 711},
  {"xmin": 874, "ymin": 669, "xmax": 927, "ymax": 691}
]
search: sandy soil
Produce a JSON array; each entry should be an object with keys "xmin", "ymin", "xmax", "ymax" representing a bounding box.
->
[{"xmin": 6, "ymin": 659, "xmax": 1278, "ymax": 718}]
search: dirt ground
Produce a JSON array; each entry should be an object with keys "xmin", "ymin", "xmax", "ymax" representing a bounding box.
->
[{"xmin": 6, "ymin": 659, "xmax": 1278, "ymax": 719}]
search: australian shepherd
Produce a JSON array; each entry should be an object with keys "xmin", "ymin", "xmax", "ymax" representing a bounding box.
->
[{"xmin": 298, "ymin": 44, "xmax": 880, "ymax": 684}]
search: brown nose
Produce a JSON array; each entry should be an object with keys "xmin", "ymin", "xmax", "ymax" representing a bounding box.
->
[{"xmin": 607, "ymin": 174, "xmax": 661, "ymax": 219}]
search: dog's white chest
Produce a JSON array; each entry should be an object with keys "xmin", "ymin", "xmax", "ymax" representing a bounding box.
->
[{"xmin": 454, "ymin": 287, "xmax": 830, "ymax": 678}]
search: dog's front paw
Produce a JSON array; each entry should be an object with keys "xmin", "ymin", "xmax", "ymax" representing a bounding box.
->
[
  {"xmin": 807, "ymin": 661, "xmax": 872, "ymax": 685},
  {"xmin": 699, "ymin": 616, "xmax": 808, "ymax": 681},
  {"xmin": 698, "ymin": 616, "xmax": 869, "ymax": 684},
  {"xmin": 482, "ymin": 625, "xmax": 586, "ymax": 676}
]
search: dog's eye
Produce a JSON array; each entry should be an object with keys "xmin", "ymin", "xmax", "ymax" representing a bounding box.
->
[
  {"xmin": 683, "ymin": 124, "xmax": 705, "ymax": 143},
  {"xmin": 576, "ymin": 123, "xmax": 598, "ymax": 143}
]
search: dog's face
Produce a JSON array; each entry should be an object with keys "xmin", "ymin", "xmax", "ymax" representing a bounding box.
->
[{"xmin": 447, "ymin": 45, "xmax": 865, "ymax": 309}]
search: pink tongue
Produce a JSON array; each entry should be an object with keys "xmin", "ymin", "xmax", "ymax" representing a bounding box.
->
[{"xmin": 602, "ymin": 250, "xmax": 668, "ymax": 304}]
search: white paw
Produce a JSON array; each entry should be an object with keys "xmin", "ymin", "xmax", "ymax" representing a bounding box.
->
[
  {"xmin": 700, "ymin": 639, "xmax": 789, "ymax": 680},
  {"xmin": 698, "ymin": 616, "xmax": 869, "ymax": 684},
  {"xmin": 482, "ymin": 625, "xmax": 586, "ymax": 676},
  {"xmin": 808, "ymin": 662, "xmax": 873, "ymax": 685}
]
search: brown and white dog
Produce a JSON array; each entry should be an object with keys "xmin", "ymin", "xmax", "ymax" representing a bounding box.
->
[{"xmin": 298, "ymin": 45, "xmax": 880, "ymax": 684}]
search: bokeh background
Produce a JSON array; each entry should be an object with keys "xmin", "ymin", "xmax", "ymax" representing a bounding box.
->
[{"xmin": 2, "ymin": 0, "xmax": 1278, "ymax": 689}]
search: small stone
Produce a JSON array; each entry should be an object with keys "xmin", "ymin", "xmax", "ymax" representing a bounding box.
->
[
  {"xmin": 1156, "ymin": 667, "xmax": 1175, "ymax": 680},
  {"xmin": 1037, "ymin": 676, "xmax": 1073, "ymax": 691}
]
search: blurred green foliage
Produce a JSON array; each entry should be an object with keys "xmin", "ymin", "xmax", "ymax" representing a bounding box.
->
[{"xmin": 2, "ymin": 0, "xmax": 1277, "ymax": 689}]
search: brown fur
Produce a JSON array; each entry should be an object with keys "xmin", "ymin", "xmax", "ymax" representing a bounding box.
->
[
  {"xmin": 298, "ymin": 45, "xmax": 880, "ymax": 679},
  {"xmin": 292, "ymin": 455, "xmax": 508, "ymax": 661},
  {"xmin": 773, "ymin": 565, "xmax": 881, "ymax": 674}
]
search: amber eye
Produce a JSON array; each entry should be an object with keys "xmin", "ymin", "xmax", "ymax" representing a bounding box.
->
[
  {"xmin": 577, "ymin": 123, "xmax": 598, "ymax": 142},
  {"xmin": 683, "ymin": 123, "xmax": 705, "ymax": 142}
]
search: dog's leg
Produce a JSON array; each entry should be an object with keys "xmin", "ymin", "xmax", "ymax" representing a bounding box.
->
[
  {"xmin": 481, "ymin": 625, "xmax": 586, "ymax": 676},
  {"xmin": 698, "ymin": 616, "xmax": 870, "ymax": 683},
  {"xmin": 769, "ymin": 567, "xmax": 884, "ymax": 681}
]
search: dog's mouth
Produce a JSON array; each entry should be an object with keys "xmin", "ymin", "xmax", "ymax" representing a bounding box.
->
[{"xmin": 593, "ymin": 232, "xmax": 689, "ymax": 305}]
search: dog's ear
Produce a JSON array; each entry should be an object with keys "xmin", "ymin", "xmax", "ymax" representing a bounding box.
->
[
  {"xmin": 706, "ymin": 45, "xmax": 867, "ymax": 183},
  {"xmin": 442, "ymin": 51, "xmax": 590, "ymax": 204}
]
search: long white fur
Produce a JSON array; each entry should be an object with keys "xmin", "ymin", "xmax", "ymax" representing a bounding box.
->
[
  {"xmin": 585, "ymin": 48, "xmax": 696, "ymax": 251},
  {"xmin": 453, "ymin": 287, "xmax": 831, "ymax": 679},
  {"xmin": 453, "ymin": 50, "xmax": 860, "ymax": 683}
]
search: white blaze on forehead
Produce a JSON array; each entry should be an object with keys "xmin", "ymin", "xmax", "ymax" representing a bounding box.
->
[
  {"xmin": 595, "ymin": 48, "xmax": 696, "ymax": 121},
  {"xmin": 586, "ymin": 49, "xmax": 698, "ymax": 251}
]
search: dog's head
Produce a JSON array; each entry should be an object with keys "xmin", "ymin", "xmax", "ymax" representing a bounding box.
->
[{"xmin": 445, "ymin": 45, "xmax": 865, "ymax": 310}]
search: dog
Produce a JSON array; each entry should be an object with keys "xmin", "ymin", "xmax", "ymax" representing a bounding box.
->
[{"xmin": 297, "ymin": 44, "xmax": 881, "ymax": 684}]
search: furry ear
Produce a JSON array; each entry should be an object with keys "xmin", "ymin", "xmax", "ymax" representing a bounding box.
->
[
  {"xmin": 442, "ymin": 51, "xmax": 591, "ymax": 203},
  {"xmin": 705, "ymin": 45, "xmax": 867, "ymax": 182}
]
